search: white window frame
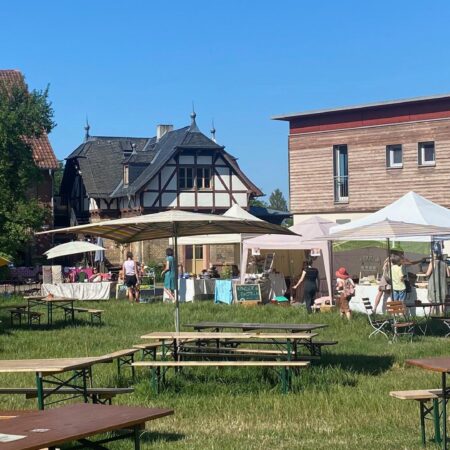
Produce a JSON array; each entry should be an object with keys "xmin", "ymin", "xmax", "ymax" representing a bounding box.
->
[
  {"xmin": 386, "ymin": 145, "xmax": 403, "ymax": 169},
  {"xmin": 418, "ymin": 141, "xmax": 436, "ymax": 166},
  {"xmin": 196, "ymin": 167, "xmax": 211, "ymax": 190},
  {"xmin": 179, "ymin": 167, "xmax": 194, "ymax": 190}
]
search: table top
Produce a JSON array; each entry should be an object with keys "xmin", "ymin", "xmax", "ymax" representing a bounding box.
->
[
  {"xmin": 408, "ymin": 302, "xmax": 447, "ymax": 308},
  {"xmin": 141, "ymin": 331, "xmax": 317, "ymax": 340},
  {"xmin": 0, "ymin": 356, "xmax": 115, "ymax": 374},
  {"xmin": 406, "ymin": 357, "xmax": 450, "ymax": 373},
  {"xmin": 0, "ymin": 403, "xmax": 173, "ymax": 450},
  {"xmin": 26, "ymin": 296, "xmax": 75, "ymax": 303},
  {"xmin": 183, "ymin": 321, "xmax": 327, "ymax": 332}
]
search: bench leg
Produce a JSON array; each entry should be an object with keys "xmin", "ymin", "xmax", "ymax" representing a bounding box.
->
[
  {"xmin": 419, "ymin": 401, "xmax": 426, "ymax": 446},
  {"xmin": 134, "ymin": 425, "xmax": 141, "ymax": 450},
  {"xmin": 433, "ymin": 398, "xmax": 442, "ymax": 445}
]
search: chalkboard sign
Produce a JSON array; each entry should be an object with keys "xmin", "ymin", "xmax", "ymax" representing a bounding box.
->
[{"xmin": 235, "ymin": 284, "xmax": 262, "ymax": 302}]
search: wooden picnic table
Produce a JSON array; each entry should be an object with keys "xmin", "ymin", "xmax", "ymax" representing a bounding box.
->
[
  {"xmin": 0, "ymin": 403, "xmax": 173, "ymax": 449},
  {"xmin": 0, "ymin": 356, "xmax": 117, "ymax": 410},
  {"xmin": 183, "ymin": 321, "xmax": 327, "ymax": 333},
  {"xmin": 406, "ymin": 357, "xmax": 450, "ymax": 449},
  {"xmin": 406, "ymin": 302, "xmax": 448, "ymax": 335},
  {"xmin": 24, "ymin": 295, "xmax": 76, "ymax": 326}
]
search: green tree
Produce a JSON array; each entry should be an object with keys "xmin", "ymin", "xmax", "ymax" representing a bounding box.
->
[
  {"xmin": 0, "ymin": 82, "xmax": 55, "ymax": 257},
  {"xmin": 269, "ymin": 189, "xmax": 288, "ymax": 211},
  {"xmin": 249, "ymin": 198, "xmax": 269, "ymax": 208}
]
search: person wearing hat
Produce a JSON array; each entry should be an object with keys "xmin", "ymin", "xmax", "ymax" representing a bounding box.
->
[{"xmin": 335, "ymin": 267, "xmax": 354, "ymax": 320}]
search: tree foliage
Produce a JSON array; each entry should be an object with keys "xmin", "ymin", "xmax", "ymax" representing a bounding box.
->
[
  {"xmin": 0, "ymin": 82, "xmax": 55, "ymax": 257},
  {"xmin": 269, "ymin": 188, "xmax": 288, "ymax": 211},
  {"xmin": 249, "ymin": 198, "xmax": 269, "ymax": 208}
]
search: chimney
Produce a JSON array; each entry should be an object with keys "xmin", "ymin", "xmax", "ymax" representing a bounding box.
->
[{"xmin": 156, "ymin": 124, "xmax": 173, "ymax": 142}]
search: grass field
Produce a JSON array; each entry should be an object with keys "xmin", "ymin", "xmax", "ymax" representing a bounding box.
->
[{"xmin": 0, "ymin": 297, "xmax": 448, "ymax": 449}]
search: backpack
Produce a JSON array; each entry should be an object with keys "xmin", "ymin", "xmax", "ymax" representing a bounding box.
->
[{"xmin": 343, "ymin": 279, "xmax": 355, "ymax": 298}]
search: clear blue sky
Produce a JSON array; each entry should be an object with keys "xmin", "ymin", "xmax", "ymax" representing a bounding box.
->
[{"xmin": 2, "ymin": 0, "xmax": 450, "ymax": 202}]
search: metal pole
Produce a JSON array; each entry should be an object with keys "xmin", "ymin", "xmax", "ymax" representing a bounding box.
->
[
  {"xmin": 174, "ymin": 224, "xmax": 180, "ymax": 333},
  {"xmin": 431, "ymin": 239, "xmax": 437, "ymax": 302},
  {"xmin": 387, "ymin": 238, "xmax": 393, "ymax": 294},
  {"xmin": 443, "ymin": 371, "xmax": 447, "ymax": 450},
  {"xmin": 36, "ymin": 372, "xmax": 44, "ymax": 410}
]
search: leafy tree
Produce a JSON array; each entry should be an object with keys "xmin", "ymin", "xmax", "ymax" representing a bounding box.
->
[
  {"xmin": 0, "ymin": 81, "xmax": 55, "ymax": 257},
  {"xmin": 269, "ymin": 189, "xmax": 288, "ymax": 211},
  {"xmin": 249, "ymin": 198, "xmax": 269, "ymax": 208}
]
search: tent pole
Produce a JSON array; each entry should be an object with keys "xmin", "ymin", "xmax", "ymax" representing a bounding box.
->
[
  {"xmin": 387, "ymin": 238, "xmax": 393, "ymax": 294},
  {"xmin": 328, "ymin": 240, "xmax": 334, "ymax": 298},
  {"xmin": 431, "ymin": 239, "xmax": 437, "ymax": 302},
  {"xmin": 174, "ymin": 224, "xmax": 180, "ymax": 333}
]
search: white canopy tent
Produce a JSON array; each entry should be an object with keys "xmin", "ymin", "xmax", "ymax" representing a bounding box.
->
[
  {"xmin": 174, "ymin": 204, "xmax": 263, "ymax": 246},
  {"xmin": 330, "ymin": 191, "xmax": 450, "ymax": 243},
  {"xmin": 240, "ymin": 216, "xmax": 334, "ymax": 296}
]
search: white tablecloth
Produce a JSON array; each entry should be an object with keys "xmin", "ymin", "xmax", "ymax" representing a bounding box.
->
[
  {"xmin": 351, "ymin": 284, "xmax": 429, "ymax": 316},
  {"xmin": 166, "ymin": 279, "xmax": 216, "ymax": 302},
  {"xmin": 41, "ymin": 282, "xmax": 111, "ymax": 300}
]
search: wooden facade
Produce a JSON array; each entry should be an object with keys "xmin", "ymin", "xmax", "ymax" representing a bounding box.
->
[{"xmin": 274, "ymin": 95, "xmax": 450, "ymax": 218}]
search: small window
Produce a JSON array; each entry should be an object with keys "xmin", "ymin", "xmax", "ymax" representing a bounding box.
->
[
  {"xmin": 418, "ymin": 141, "xmax": 435, "ymax": 166},
  {"xmin": 123, "ymin": 165, "xmax": 129, "ymax": 186},
  {"xmin": 179, "ymin": 167, "xmax": 194, "ymax": 189},
  {"xmin": 386, "ymin": 145, "xmax": 403, "ymax": 168},
  {"xmin": 196, "ymin": 167, "xmax": 211, "ymax": 189}
]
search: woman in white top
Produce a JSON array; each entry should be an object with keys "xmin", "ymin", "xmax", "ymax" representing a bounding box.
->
[{"xmin": 122, "ymin": 251, "xmax": 140, "ymax": 303}]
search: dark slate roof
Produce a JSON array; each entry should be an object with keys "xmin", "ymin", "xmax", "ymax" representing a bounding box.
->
[
  {"xmin": 0, "ymin": 70, "xmax": 58, "ymax": 169},
  {"xmin": 66, "ymin": 120, "xmax": 263, "ymax": 199},
  {"xmin": 67, "ymin": 137, "xmax": 149, "ymax": 197},
  {"xmin": 249, "ymin": 206, "xmax": 291, "ymax": 225}
]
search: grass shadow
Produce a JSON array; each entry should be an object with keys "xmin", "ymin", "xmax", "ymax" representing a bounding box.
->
[
  {"xmin": 138, "ymin": 431, "xmax": 185, "ymax": 444},
  {"xmin": 318, "ymin": 352, "xmax": 395, "ymax": 375}
]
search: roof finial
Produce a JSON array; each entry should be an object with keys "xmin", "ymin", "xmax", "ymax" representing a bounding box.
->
[
  {"xmin": 210, "ymin": 119, "xmax": 216, "ymax": 142},
  {"xmin": 84, "ymin": 116, "xmax": 90, "ymax": 142},
  {"xmin": 189, "ymin": 103, "xmax": 200, "ymax": 132}
]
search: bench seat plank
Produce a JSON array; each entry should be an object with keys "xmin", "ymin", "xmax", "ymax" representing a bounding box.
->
[{"xmin": 133, "ymin": 361, "xmax": 309, "ymax": 367}]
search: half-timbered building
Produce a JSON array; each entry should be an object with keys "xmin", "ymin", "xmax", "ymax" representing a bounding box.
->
[
  {"xmin": 273, "ymin": 94, "xmax": 450, "ymax": 224},
  {"xmin": 59, "ymin": 113, "xmax": 263, "ymax": 267}
]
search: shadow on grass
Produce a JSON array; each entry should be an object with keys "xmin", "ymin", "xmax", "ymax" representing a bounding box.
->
[
  {"xmin": 139, "ymin": 431, "xmax": 185, "ymax": 444},
  {"xmin": 318, "ymin": 352, "xmax": 395, "ymax": 375},
  {"xmin": 0, "ymin": 318, "xmax": 105, "ymax": 332}
]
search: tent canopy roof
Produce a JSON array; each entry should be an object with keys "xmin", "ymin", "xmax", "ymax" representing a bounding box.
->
[{"xmin": 330, "ymin": 191, "xmax": 450, "ymax": 234}]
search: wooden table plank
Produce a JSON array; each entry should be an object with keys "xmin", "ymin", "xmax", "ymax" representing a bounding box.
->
[
  {"xmin": 140, "ymin": 331, "xmax": 317, "ymax": 340},
  {"xmin": 406, "ymin": 357, "xmax": 450, "ymax": 373},
  {"xmin": 184, "ymin": 321, "xmax": 327, "ymax": 332},
  {"xmin": 0, "ymin": 404, "xmax": 173, "ymax": 450}
]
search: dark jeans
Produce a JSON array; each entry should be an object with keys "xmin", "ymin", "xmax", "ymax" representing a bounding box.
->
[{"xmin": 303, "ymin": 285, "xmax": 317, "ymax": 313}]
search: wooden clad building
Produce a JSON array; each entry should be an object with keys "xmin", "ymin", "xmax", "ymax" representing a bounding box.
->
[{"xmin": 273, "ymin": 94, "xmax": 450, "ymax": 223}]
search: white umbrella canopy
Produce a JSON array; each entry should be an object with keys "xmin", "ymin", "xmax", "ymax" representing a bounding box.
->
[
  {"xmin": 38, "ymin": 209, "xmax": 294, "ymax": 331},
  {"xmin": 44, "ymin": 241, "xmax": 106, "ymax": 259},
  {"xmin": 327, "ymin": 219, "xmax": 450, "ymax": 241}
]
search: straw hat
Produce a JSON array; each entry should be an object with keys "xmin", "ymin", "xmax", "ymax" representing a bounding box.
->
[{"xmin": 335, "ymin": 267, "xmax": 350, "ymax": 279}]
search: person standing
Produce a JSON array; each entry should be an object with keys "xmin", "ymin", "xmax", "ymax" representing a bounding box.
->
[
  {"xmin": 426, "ymin": 252, "xmax": 450, "ymax": 303},
  {"xmin": 292, "ymin": 259, "xmax": 319, "ymax": 313},
  {"xmin": 162, "ymin": 247, "xmax": 176, "ymax": 302},
  {"xmin": 122, "ymin": 251, "xmax": 140, "ymax": 303},
  {"xmin": 335, "ymin": 267, "xmax": 354, "ymax": 320},
  {"xmin": 391, "ymin": 255, "xmax": 406, "ymax": 301}
]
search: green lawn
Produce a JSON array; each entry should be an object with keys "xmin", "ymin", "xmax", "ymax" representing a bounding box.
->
[{"xmin": 0, "ymin": 298, "xmax": 448, "ymax": 449}]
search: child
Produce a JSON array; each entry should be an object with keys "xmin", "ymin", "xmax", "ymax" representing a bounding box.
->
[
  {"xmin": 335, "ymin": 267, "xmax": 354, "ymax": 320},
  {"xmin": 391, "ymin": 254, "xmax": 406, "ymax": 301}
]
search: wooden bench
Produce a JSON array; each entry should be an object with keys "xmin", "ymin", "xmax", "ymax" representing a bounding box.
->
[
  {"xmin": 9, "ymin": 308, "xmax": 42, "ymax": 326},
  {"xmin": 390, "ymin": 389, "xmax": 443, "ymax": 445},
  {"xmin": 133, "ymin": 360, "xmax": 310, "ymax": 394},
  {"xmin": 63, "ymin": 306, "xmax": 104, "ymax": 324},
  {"xmin": 100, "ymin": 348, "xmax": 139, "ymax": 378},
  {"xmin": 210, "ymin": 339, "xmax": 338, "ymax": 357},
  {"xmin": 0, "ymin": 387, "xmax": 134, "ymax": 405},
  {"xmin": 178, "ymin": 345, "xmax": 318, "ymax": 361},
  {"xmin": 133, "ymin": 342, "xmax": 162, "ymax": 360}
]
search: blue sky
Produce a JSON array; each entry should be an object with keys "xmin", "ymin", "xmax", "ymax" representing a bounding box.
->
[{"xmin": 2, "ymin": 0, "xmax": 450, "ymax": 201}]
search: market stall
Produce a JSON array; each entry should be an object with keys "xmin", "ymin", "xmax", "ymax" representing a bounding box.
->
[{"xmin": 240, "ymin": 216, "xmax": 334, "ymax": 297}]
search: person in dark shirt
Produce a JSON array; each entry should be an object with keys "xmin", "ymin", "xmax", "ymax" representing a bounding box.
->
[{"xmin": 292, "ymin": 259, "xmax": 319, "ymax": 313}]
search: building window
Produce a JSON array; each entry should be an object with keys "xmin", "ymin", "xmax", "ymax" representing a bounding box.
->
[
  {"xmin": 123, "ymin": 165, "xmax": 129, "ymax": 186},
  {"xmin": 386, "ymin": 144, "xmax": 403, "ymax": 168},
  {"xmin": 333, "ymin": 145, "xmax": 348, "ymax": 202},
  {"xmin": 418, "ymin": 141, "xmax": 435, "ymax": 166},
  {"xmin": 196, "ymin": 167, "xmax": 211, "ymax": 189},
  {"xmin": 179, "ymin": 167, "xmax": 194, "ymax": 189}
]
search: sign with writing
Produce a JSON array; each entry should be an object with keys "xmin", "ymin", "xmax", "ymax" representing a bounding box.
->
[{"xmin": 235, "ymin": 284, "xmax": 262, "ymax": 302}]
